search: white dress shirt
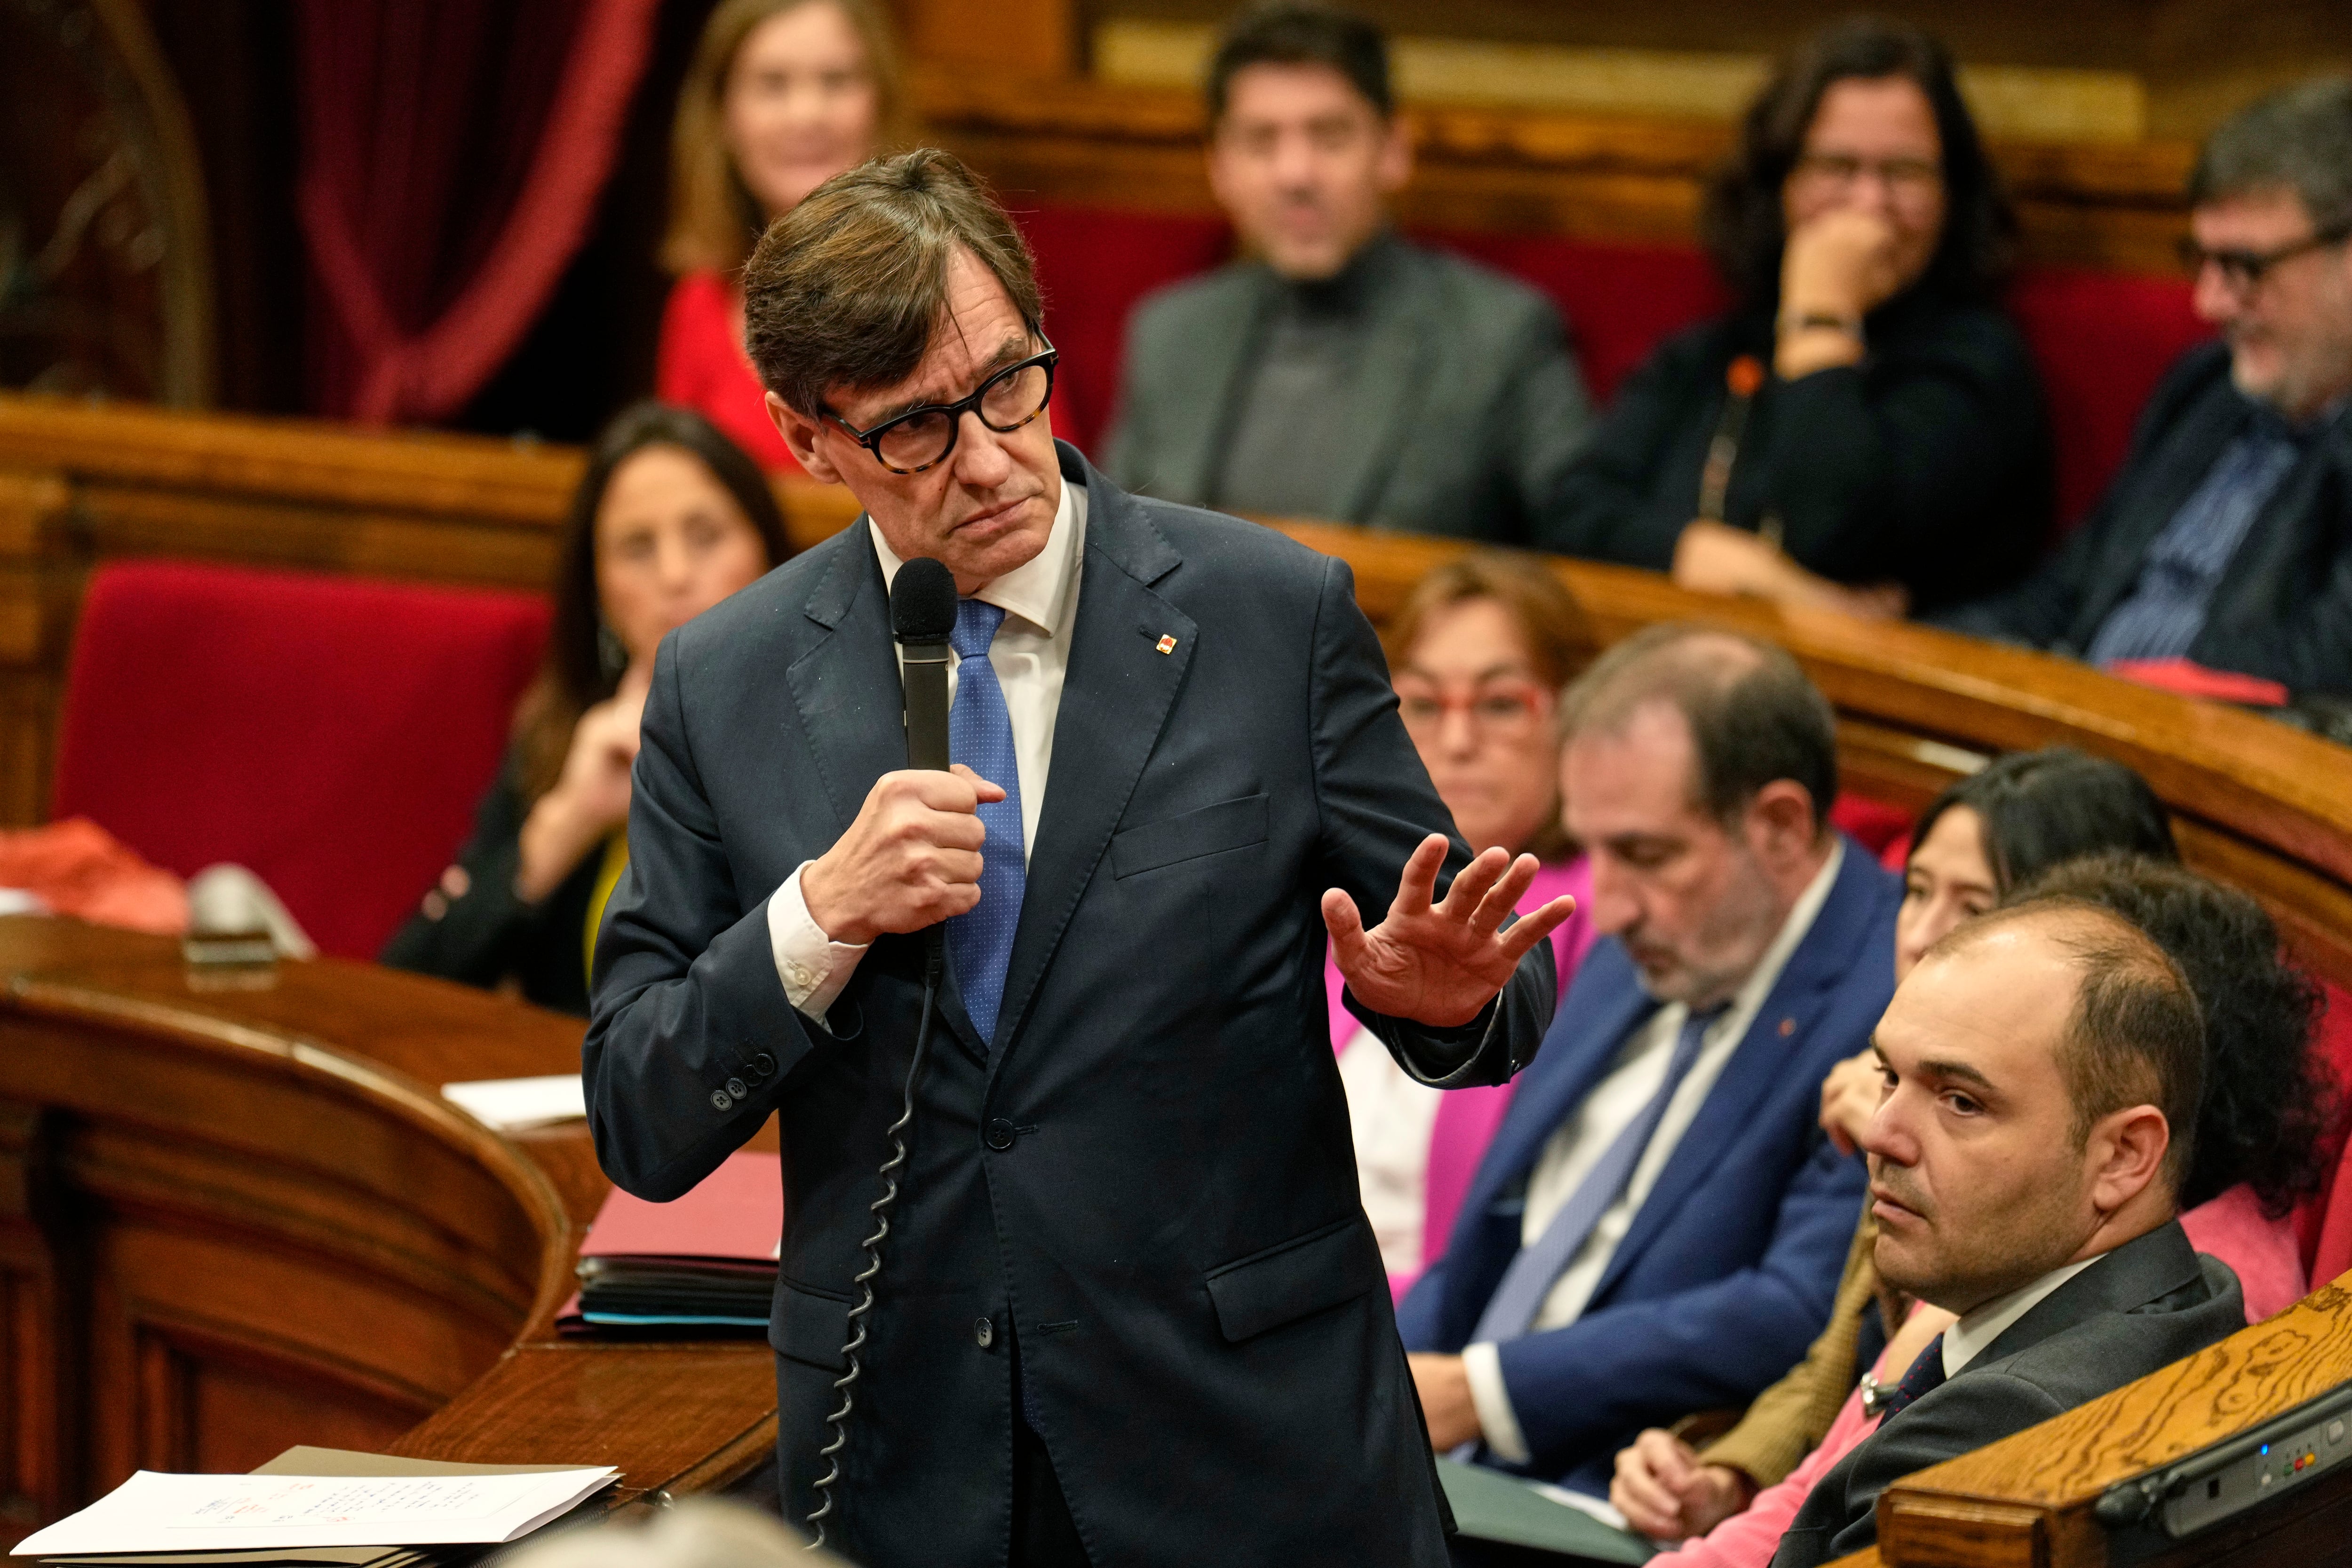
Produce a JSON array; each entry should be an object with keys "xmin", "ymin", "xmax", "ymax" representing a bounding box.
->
[
  {"xmin": 1337, "ymin": 1027, "xmax": 1446, "ymax": 1276},
  {"xmin": 1942, "ymin": 1252, "xmax": 2104, "ymax": 1378},
  {"xmin": 764, "ymin": 477, "xmax": 1088, "ymax": 1018},
  {"xmin": 1464, "ymin": 842, "xmax": 1844, "ymax": 1464}
]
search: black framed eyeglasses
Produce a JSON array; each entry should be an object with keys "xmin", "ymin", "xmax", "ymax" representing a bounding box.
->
[
  {"xmin": 2177, "ymin": 227, "xmax": 2352, "ymax": 293},
  {"xmin": 824, "ymin": 334, "xmax": 1058, "ymax": 475}
]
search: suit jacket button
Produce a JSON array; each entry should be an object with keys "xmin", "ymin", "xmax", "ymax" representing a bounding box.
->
[
  {"xmin": 711, "ymin": 1089, "xmax": 733, "ymax": 1111},
  {"xmin": 984, "ymin": 1118, "xmax": 1017, "ymax": 1151},
  {"xmin": 753, "ymin": 1052, "xmax": 777, "ymax": 1076},
  {"xmin": 726, "ymin": 1077, "xmax": 748, "ymax": 1098},
  {"xmin": 974, "ymin": 1316, "xmax": 995, "ymax": 1349}
]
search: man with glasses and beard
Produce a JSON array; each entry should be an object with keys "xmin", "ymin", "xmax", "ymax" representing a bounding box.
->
[{"xmin": 1946, "ymin": 78, "xmax": 2352, "ymax": 700}]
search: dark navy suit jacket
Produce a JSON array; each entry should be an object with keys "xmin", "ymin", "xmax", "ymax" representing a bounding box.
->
[
  {"xmin": 583, "ymin": 445, "xmax": 1557, "ymax": 1568},
  {"xmin": 1398, "ymin": 839, "xmax": 1898, "ymax": 1493}
]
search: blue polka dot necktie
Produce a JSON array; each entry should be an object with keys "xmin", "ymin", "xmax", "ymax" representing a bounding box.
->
[
  {"xmin": 1872, "ymin": 1335, "xmax": 1948, "ymax": 1423},
  {"xmin": 946, "ymin": 599, "xmax": 1025, "ymax": 1046}
]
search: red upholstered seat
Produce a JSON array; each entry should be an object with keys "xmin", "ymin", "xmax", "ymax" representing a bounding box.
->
[
  {"xmin": 2296, "ymin": 982, "xmax": 2352, "ymax": 1282},
  {"xmin": 1014, "ymin": 202, "xmax": 2204, "ymax": 538},
  {"xmin": 52, "ymin": 560, "xmax": 548, "ymax": 959},
  {"xmin": 2005, "ymin": 268, "xmax": 2207, "ymax": 530}
]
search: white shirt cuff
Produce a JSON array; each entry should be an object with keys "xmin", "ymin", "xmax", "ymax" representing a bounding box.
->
[
  {"xmin": 1461, "ymin": 1341, "xmax": 1532, "ymax": 1465},
  {"xmin": 767, "ymin": 862, "xmax": 869, "ymax": 1023}
]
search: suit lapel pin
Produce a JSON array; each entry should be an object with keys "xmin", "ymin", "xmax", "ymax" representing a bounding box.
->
[
  {"xmin": 1778, "ymin": 1017, "xmax": 1796, "ymax": 1037},
  {"xmin": 1156, "ymin": 634, "xmax": 1178, "ymax": 655}
]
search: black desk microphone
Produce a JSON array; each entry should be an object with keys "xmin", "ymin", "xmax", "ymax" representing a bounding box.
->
[{"xmin": 805, "ymin": 556, "xmax": 958, "ymax": 1552}]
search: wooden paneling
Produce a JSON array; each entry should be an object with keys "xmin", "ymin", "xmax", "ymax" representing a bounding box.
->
[
  {"xmin": 0, "ymin": 917, "xmax": 775, "ymax": 1537},
  {"xmin": 0, "ymin": 916, "xmax": 578, "ymax": 1537},
  {"xmin": 910, "ymin": 67, "xmax": 2200, "ymax": 273}
]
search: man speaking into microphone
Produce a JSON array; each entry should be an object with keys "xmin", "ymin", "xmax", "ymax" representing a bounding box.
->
[{"xmin": 584, "ymin": 149, "xmax": 1570, "ymax": 1568}]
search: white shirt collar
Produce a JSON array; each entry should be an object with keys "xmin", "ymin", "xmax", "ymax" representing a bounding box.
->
[
  {"xmin": 1942, "ymin": 1252, "xmax": 2106, "ymax": 1378},
  {"xmin": 867, "ymin": 474, "xmax": 1086, "ymax": 637}
]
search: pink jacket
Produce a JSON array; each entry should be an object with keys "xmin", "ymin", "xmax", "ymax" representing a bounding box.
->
[{"xmin": 1326, "ymin": 856, "xmax": 1595, "ymax": 1295}]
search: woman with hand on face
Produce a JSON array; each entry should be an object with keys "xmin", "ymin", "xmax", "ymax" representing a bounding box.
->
[
  {"xmin": 656, "ymin": 0, "xmax": 911, "ymax": 471},
  {"xmin": 384, "ymin": 405, "xmax": 787, "ymax": 1014},
  {"xmin": 1611, "ymin": 749, "xmax": 2333, "ymax": 1566},
  {"xmin": 1333, "ymin": 557, "xmax": 1597, "ymax": 1298},
  {"xmin": 1540, "ymin": 18, "xmax": 2050, "ymax": 618}
]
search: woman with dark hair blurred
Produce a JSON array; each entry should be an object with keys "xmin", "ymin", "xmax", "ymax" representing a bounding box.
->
[
  {"xmin": 1608, "ymin": 752, "xmax": 2334, "ymax": 1565},
  {"xmin": 385, "ymin": 404, "xmax": 789, "ymax": 1014},
  {"xmin": 656, "ymin": 0, "xmax": 912, "ymax": 471},
  {"xmin": 1540, "ymin": 18, "xmax": 2050, "ymax": 617}
]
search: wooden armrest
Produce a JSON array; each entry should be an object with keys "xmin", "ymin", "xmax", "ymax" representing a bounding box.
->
[{"xmin": 1874, "ymin": 1275, "xmax": 2352, "ymax": 1567}]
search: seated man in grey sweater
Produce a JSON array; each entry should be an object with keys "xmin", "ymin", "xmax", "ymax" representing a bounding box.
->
[
  {"xmin": 1101, "ymin": 4, "xmax": 1593, "ymax": 543},
  {"xmin": 1771, "ymin": 895, "xmax": 2247, "ymax": 1568}
]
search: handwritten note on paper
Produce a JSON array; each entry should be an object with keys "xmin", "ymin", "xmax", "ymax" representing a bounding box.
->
[{"xmin": 11, "ymin": 1468, "xmax": 618, "ymax": 1557}]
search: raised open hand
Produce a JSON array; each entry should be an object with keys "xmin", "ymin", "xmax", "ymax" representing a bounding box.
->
[{"xmin": 1323, "ymin": 835, "xmax": 1575, "ymax": 1029}]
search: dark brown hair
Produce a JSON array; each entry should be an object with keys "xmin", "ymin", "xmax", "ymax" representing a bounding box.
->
[
  {"xmin": 513, "ymin": 403, "xmax": 789, "ymax": 800},
  {"xmin": 742, "ymin": 149, "xmax": 1044, "ymax": 418},
  {"xmin": 1700, "ymin": 16, "xmax": 2017, "ymax": 310},
  {"xmin": 1944, "ymin": 897, "xmax": 2207, "ymax": 1195},
  {"xmin": 660, "ymin": 0, "xmax": 916, "ymax": 277},
  {"xmin": 1559, "ymin": 623, "xmax": 1838, "ymax": 835},
  {"xmin": 1910, "ymin": 747, "xmax": 2178, "ymax": 894},
  {"xmin": 1206, "ymin": 3, "xmax": 1392, "ymax": 124},
  {"xmin": 1382, "ymin": 555, "xmax": 1594, "ymax": 863},
  {"xmin": 2189, "ymin": 76, "xmax": 2352, "ymax": 235},
  {"xmin": 2018, "ymin": 854, "xmax": 2335, "ymax": 1216}
]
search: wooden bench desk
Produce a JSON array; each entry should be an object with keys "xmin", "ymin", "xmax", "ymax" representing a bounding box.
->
[{"xmin": 0, "ymin": 916, "xmax": 772, "ymax": 1542}]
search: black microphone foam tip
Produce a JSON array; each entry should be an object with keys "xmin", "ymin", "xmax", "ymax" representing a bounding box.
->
[{"xmin": 891, "ymin": 557, "xmax": 958, "ymax": 642}]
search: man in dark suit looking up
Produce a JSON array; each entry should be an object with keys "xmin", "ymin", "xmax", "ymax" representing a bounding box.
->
[
  {"xmin": 1101, "ymin": 4, "xmax": 1593, "ymax": 541},
  {"xmin": 583, "ymin": 149, "xmax": 1570, "ymax": 1568},
  {"xmin": 1771, "ymin": 898, "xmax": 2244, "ymax": 1568},
  {"xmin": 1399, "ymin": 627, "xmax": 1898, "ymax": 1496},
  {"xmin": 1946, "ymin": 78, "xmax": 2352, "ymax": 698}
]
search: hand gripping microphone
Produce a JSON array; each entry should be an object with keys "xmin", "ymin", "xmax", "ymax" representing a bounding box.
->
[{"xmin": 805, "ymin": 556, "xmax": 959, "ymax": 1552}]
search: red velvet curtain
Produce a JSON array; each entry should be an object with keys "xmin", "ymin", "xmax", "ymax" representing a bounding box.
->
[{"xmin": 296, "ymin": 0, "xmax": 661, "ymax": 424}]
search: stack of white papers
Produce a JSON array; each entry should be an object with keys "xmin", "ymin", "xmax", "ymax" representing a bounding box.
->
[
  {"xmin": 440, "ymin": 1075, "xmax": 587, "ymax": 1132},
  {"xmin": 14, "ymin": 1466, "xmax": 618, "ymax": 1561}
]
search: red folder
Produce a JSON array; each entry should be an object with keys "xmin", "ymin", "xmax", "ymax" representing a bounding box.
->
[{"xmin": 578, "ymin": 1149, "xmax": 783, "ymax": 1264}]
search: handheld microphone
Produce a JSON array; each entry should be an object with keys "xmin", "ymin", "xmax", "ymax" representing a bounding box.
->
[
  {"xmin": 807, "ymin": 556, "xmax": 959, "ymax": 1553},
  {"xmin": 891, "ymin": 557, "xmax": 957, "ymax": 773}
]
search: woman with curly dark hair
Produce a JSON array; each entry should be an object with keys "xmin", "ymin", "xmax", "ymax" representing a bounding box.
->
[
  {"xmin": 1539, "ymin": 18, "xmax": 2051, "ymax": 618},
  {"xmin": 2024, "ymin": 851, "xmax": 2336, "ymax": 1229}
]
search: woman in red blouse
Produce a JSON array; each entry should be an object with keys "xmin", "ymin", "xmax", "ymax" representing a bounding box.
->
[{"xmin": 657, "ymin": 0, "xmax": 913, "ymax": 470}]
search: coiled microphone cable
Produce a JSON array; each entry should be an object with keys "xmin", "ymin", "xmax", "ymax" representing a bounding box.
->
[
  {"xmin": 804, "ymin": 554, "xmax": 959, "ymax": 1552},
  {"xmin": 804, "ymin": 940, "xmax": 941, "ymax": 1552}
]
